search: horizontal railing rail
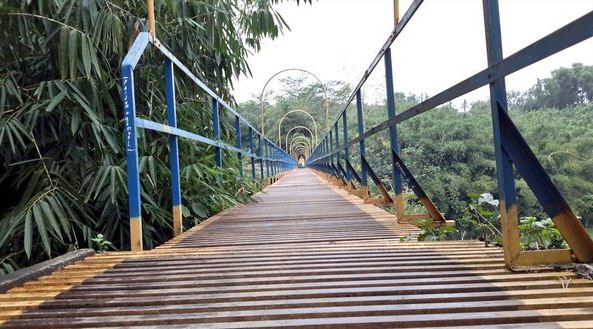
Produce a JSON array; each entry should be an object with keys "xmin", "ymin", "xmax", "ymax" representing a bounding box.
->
[
  {"xmin": 307, "ymin": 0, "xmax": 593, "ymax": 269},
  {"xmin": 121, "ymin": 32, "xmax": 296, "ymax": 251}
]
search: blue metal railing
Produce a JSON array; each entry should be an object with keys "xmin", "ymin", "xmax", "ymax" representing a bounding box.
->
[
  {"xmin": 121, "ymin": 32, "xmax": 296, "ymax": 251},
  {"xmin": 307, "ymin": 0, "xmax": 593, "ymax": 268}
]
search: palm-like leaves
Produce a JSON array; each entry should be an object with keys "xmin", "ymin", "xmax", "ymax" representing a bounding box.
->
[{"xmin": 0, "ymin": 0, "xmax": 300, "ymax": 273}]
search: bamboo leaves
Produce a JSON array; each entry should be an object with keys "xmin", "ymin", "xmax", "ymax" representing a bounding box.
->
[
  {"xmin": 1, "ymin": 0, "xmax": 300, "ymax": 272},
  {"xmin": 59, "ymin": 27, "xmax": 101, "ymax": 80}
]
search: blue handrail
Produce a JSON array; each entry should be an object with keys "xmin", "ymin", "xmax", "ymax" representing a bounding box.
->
[
  {"xmin": 306, "ymin": 0, "xmax": 593, "ymax": 268},
  {"xmin": 121, "ymin": 32, "xmax": 296, "ymax": 251}
]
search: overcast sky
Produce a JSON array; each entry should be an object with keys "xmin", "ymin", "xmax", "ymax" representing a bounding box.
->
[{"xmin": 232, "ymin": 0, "xmax": 593, "ymax": 105}]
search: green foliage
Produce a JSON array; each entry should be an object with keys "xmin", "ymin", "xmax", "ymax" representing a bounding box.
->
[
  {"xmin": 519, "ymin": 217, "xmax": 566, "ymax": 250},
  {"xmin": 457, "ymin": 193, "xmax": 502, "ymax": 246},
  {"xmin": 0, "ymin": 0, "xmax": 302, "ymax": 272},
  {"xmin": 520, "ymin": 63, "xmax": 593, "ymax": 110},
  {"xmin": 91, "ymin": 233, "xmax": 113, "ymax": 252},
  {"xmin": 413, "ymin": 218, "xmax": 456, "ymax": 242}
]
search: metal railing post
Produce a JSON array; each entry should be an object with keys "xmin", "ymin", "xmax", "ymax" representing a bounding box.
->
[
  {"xmin": 258, "ymin": 134, "xmax": 264, "ymax": 179},
  {"xmin": 235, "ymin": 116, "xmax": 243, "ymax": 180},
  {"xmin": 122, "ymin": 65, "xmax": 143, "ymax": 251},
  {"xmin": 342, "ymin": 111, "xmax": 351, "ymax": 182},
  {"xmin": 212, "ymin": 98, "xmax": 222, "ymax": 168},
  {"xmin": 334, "ymin": 123, "xmax": 340, "ymax": 179},
  {"xmin": 249, "ymin": 127, "xmax": 256, "ymax": 181},
  {"xmin": 329, "ymin": 128, "xmax": 334, "ymax": 178},
  {"xmin": 384, "ymin": 47, "xmax": 404, "ymax": 217},
  {"xmin": 265, "ymin": 141, "xmax": 271, "ymax": 178},
  {"xmin": 483, "ymin": 0, "xmax": 519, "ymax": 266},
  {"xmin": 356, "ymin": 90, "xmax": 368, "ymax": 199},
  {"xmin": 165, "ymin": 59, "xmax": 182, "ymax": 237}
]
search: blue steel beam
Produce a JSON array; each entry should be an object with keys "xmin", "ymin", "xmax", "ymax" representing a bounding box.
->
[
  {"xmin": 259, "ymin": 135, "xmax": 264, "ymax": 178},
  {"xmin": 384, "ymin": 47, "xmax": 403, "ymax": 205},
  {"xmin": 342, "ymin": 112, "xmax": 351, "ymax": 182},
  {"xmin": 249, "ymin": 127, "xmax": 256, "ymax": 181},
  {"xmin": 212, "ymin": 98, "xmax": 222, "ymax": 168},
  {"xmin": 483, "ymin": 0, "xmax": 520, "ymax": 265},
  {"xmin": 164, "ymin": 59, "xmax": 183, "ymax": 237},
  {"xmin": 345, "ymin": 159, "xmax": 362, "ymax": 184},
  {"xmin": 121, "ymin": 63, "xmax": 142, "ymax": 252},
  {"xmin": 355, "ymin": 91, "xmax": 368, "ymax": 188},
  {"xmin": 235, "ymin": 116, "xmax": 244, "ymax": 180}
]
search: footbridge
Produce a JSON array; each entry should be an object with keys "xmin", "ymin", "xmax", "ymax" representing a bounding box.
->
[{"xmin": 2, "ymin": 0, "xmax": 593, "ymax": 328}]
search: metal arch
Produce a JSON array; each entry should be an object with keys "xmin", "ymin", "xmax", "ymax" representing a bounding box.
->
[
  {"xmin": 289, "ymin": 136, "xmax": 312, "ymax": 153},
  {"xmin": 290, "ymin": 142, "xmax": 311, "ymax": 157},
  {"xmin": 291, "ymin": 142, "xmax": 311, "ymax": 158},
  {"xmin": 259, "ymin": 68, "xmax": 330, "ymax": 136},
  {"xmin": 285, "ymin": 126, "xmax": 314, "ymax": 150},
  {"xmin": 293, "ymin": 145, "xmax": 310, "ymax": 159},
  {"xmin": 290, "ymin": 134, "xmax": 311, "ymax": 146},
  {"xmin": 278, "ymin": 109, "xmax": 318, "ymax": 147},
  {"xmin": 294, "ymin": 150, "xmax": 310, "ymax": 160}
]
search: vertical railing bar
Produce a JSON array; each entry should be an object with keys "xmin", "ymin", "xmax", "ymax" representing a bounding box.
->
[
  {"xmin": 356, "ymin": 90, "xmax": 368, "ymax": 199},
  {"xmin": 235, "ymin": 115, "xmax": 243, "ymax": 180},
  {"xmin": 122, "ymin": 65, "xmax": 143, "ymax": 252},
  {"xmin": 212, "ymin": 97, "xmax": 222, "ymax": 168},
  {"xmin": 384, "ymin": 47, "xmax": 404, "ymax": 215},
  {"xmin": 483, "ymin": 0, "xmax": 519, "ymax": 266},
  {"xmin": 259, "ymin": 134, "xmax": 264, "ymax": 179},
  {"xmin": 342, "ymin": 110, "xmax": 351, "ymax": 182},
  {"xmin": 249, "ymin": 127, "xmax": 256, "ymax": 181},
  {"xmin": 165, "ymin": 59, "xmax": 183, "ymax": 237}
]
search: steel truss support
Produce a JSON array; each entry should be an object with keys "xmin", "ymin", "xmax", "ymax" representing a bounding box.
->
[{"xmin": 483, "ymin": 0, "xmax": 593, "ymax": 268}]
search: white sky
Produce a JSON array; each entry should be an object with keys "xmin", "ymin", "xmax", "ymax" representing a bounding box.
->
[{"xmin": 232, "ymin": 0, "xmax": 593, "ymax": 105}]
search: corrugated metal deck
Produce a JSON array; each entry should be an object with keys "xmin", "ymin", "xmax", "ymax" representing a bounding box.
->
[{"xmin": 2, "ymin": 169, "xmax": 593, "ymax": 328}]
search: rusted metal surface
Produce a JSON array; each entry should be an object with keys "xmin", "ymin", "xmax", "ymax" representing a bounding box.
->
[{"xmin": 2, "ymin": 169, "xmax": 593, "ymax": 328}]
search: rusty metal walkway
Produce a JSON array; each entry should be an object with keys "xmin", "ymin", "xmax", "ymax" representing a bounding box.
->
[{"xmin": 3, "ymin": 169, "xmax": 593, "ymax": 328}]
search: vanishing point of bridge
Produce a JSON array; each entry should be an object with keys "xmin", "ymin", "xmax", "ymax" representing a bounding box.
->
[{"xmin": 3, "ymin": 0, "xmax": 593, "ymax": 328}]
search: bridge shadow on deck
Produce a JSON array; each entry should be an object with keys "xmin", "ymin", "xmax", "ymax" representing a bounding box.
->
[{"xmin": 2, "ymin": 169, "xmax": 593, "ymax": 328}]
